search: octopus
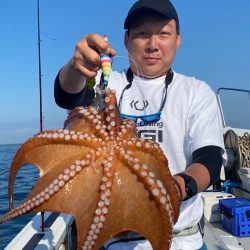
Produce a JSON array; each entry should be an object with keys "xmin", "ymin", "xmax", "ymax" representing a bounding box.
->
[{"xmin": 0, "ymin": 89, "xmax": 181, "ymax": 250}]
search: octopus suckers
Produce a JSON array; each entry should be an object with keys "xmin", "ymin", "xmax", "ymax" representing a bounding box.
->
[
  {"xmin": 0, "ymin": 90, "xmax": 181, "ymax": 250},
  {"xmin": 152, "ymin": 188, "xmax": 160, "ymax": 196},
  {"xmin": 133, "ymin": 164, "xmax": 140, "ymax": 170}
]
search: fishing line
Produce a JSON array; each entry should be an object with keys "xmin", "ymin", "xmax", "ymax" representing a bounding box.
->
[
  {"xmin": 114, "ymin": 55, "xmax": 143, "ymax": 77},
  {"xmin": 11, "ymin": 0, "xmax": 56, "ymax": 42},
  {"xmin": 108, "ymin": 39, "xmax": 146, "ymax": 77},
  {"xmin": 0, "ymin": 170, "xmax": 9, "ymax": 176}
]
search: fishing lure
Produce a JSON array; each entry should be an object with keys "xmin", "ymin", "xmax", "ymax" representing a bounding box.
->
[
  {"xmin": 92, "ymin": 35, "xmax": 112, "ymax": 110},
  {"xmin": 100, "ymin": 34, "xmax": 112, "ymax": 87}
]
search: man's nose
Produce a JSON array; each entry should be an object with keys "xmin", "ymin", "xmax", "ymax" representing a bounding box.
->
[{"xmin": 145, "ymin": 35, "xmax": 158, "ymax": 53}]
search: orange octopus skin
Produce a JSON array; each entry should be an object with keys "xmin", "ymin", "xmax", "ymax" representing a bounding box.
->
[{"xmin": 0, "ymin": 89, "xmax": 180, "ymax": 250}]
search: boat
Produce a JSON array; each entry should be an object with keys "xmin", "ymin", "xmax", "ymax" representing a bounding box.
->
[
  {"xmin": 202, "ymin": 87, "xmax": 250, "ymax": 250},
  {"xmin": 4, "ymin": 212, "xmax": 76, "ymax": 250},
  {"xmin": 3, "ymin": 87, "xmax": 250, "ymax": 250}
]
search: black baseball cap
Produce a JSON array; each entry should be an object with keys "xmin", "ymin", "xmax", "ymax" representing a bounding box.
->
[{"xmin": 124, "ymin": 0, "xmax": 179, "ymax": 32}]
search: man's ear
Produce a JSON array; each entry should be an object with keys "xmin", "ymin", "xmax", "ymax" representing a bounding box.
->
[
  {"xmin": 124, "ymin": 31, "xmax": 129, "ymax": 49},
  {"xmin": 176, "ymin": 33, "xmax": 181, "ymax": 49}
]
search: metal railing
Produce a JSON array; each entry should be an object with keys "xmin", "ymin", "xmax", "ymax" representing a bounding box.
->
[{"xmin": 216, "ymin": 87, "xmax": 250, "ymax": 128}]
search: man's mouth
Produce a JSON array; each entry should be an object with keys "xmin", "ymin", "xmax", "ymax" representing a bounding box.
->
[{"xmin": 144, "ymin": 57, "xmax": 159, "ymax": 64}]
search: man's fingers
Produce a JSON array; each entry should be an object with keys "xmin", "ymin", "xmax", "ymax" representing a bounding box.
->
[
  {"xmin": 109, "ymin": 47, "xmax": 116, "ymax": 57},
  {"xmin": 73, "ymin": 33, "xmax": 116, "ymax": 78},
  {"xmin": 75, "ymin": 61, "xmax": 99, "ymax": 79},
  {"xmin": 75, "ymin": 39, "xmax": 101, "ymax": 66},
  {"xmin": 73, "ymin": 50, "xmax": 100, "ymax": 78},
  {"xmin": 86, "ymin": 34, "xmax": 107, "ymax": 53},
  {"xmin": 86, "ymin": 34, "xmax": 117, "ymax": 56}
]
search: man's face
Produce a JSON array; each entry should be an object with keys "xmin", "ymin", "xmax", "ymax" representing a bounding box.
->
[{"xmin": 124, "ymin": 13, "xmax": 181, "ymax": 78}]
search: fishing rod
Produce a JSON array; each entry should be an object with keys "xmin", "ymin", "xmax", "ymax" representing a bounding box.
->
[
  {"xmin": 37, "ymin": 0, "xmax": 43, "ymax": 132},
  {"xmin": 37, "ymin": 0, "xmax": 45, "ymax": 232},
  {"xmin": 0, "ymin": 3, "xmax": 44, "ymax": 228},
  {"xmin": 0, "ymin": 2, "xmax": 43, "ymax": 177}
]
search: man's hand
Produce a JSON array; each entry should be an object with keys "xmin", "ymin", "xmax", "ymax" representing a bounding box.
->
[
  {"xmin": 59, "ymin": 33, "xmax": 116, "ymax": 94},
  {"xmin": 73, "ymin": 34, "xmax": 116, "ymax": 78}
]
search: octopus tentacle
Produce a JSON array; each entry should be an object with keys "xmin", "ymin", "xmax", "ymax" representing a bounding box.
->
[
  {"xmin": 120, "ymin": 151, "xmax": 174, "ymax": 227},
  {"xmin": 82, "ymin": 151, "xmax": 116, "ymax": 249},
  {"xmin": 8, "ymin": 130, "xmax": 103, "ymax": 209},
  {"xmin": 103, "ymin": 89, "xmax": 121, "ymax": 138},
  {"xmin": 16, "ymin": 129, "xmax": 103, "ymax": 153},
  {"xmin": 66, "ymin": 107, "xmax": 110, "ymax": 140},
  {"xmin": 117, "ymin": 119, "xmax": 137, "ymax": 139},
  {"xmin": 124, "ymin": 139, "xmax": 181, "ymax": 222},
  {"xmin": 1, "ymin": 89, "xmax": 180, "ymax": 250},
  {"xmin": 37, "ymin": 131, "xmax": 103, "ymax": 150},
  {"xmin": 0, "ymin": 157, "xmax": 92, "ymax": 224}
]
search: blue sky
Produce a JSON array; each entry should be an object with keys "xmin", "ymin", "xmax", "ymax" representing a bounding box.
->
[{"xmin": 0, "ymin": 0, "xmax": 250, "ymax": 144}]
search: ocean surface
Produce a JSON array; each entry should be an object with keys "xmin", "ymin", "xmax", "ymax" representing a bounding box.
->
[{"xmin": 0, "ymin": 144, "xmax": 39, "ymax": 249}]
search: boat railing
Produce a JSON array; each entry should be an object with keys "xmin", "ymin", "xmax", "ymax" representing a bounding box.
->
[{"xmin": 216, "ymin": 87, "xmax": 250, "ymax": 128}]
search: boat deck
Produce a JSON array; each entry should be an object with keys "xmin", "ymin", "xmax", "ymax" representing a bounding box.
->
[{"xmin": 204, "ymin": 220, "xmax": 249, "ymax": 250}]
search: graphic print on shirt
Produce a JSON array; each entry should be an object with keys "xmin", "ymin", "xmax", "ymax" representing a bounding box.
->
[
  {"xmin": 129, "ymin": 99, "xmax": 164, "ymax": 143},
  {"xmin": 130, "ymin": 100, "xmax": 149, "ymax": 110},
  {"xmin": 137, "ymin": 124, "xmax": 164, "ymax": 142}
]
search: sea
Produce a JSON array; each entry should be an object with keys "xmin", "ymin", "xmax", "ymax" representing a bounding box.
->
[{"xmin": 0, "ymin": 144, "xmax": 39, "ymax": 249}]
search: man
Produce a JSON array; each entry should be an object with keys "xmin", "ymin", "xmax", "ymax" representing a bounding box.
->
[{"xmin": 54, "ymin": 0, "xmax": 224, "ymax": 249}]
